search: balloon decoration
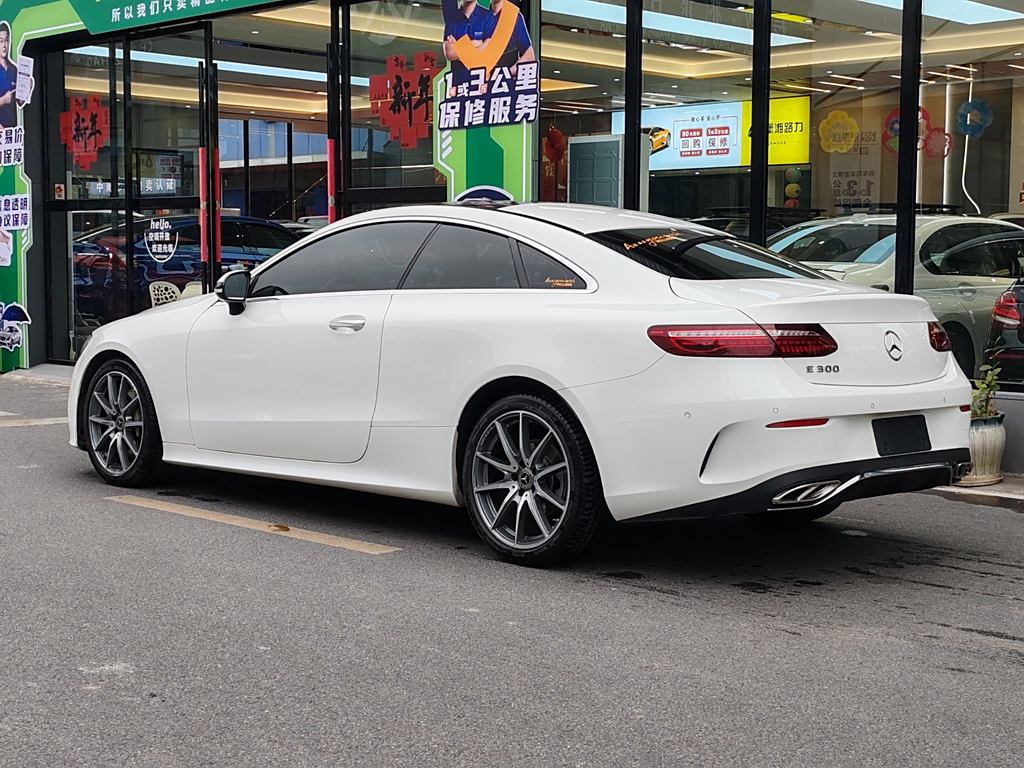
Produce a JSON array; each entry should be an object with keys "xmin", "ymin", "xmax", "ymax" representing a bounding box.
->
[
  {"xmin": 882, "ymin": 107, "xmax": 902, "ymax": 154},
  {"xmin": 882, "ymin": 106, "xmax": 951, "ymax": 157},
  {"xmin": 818, "ymin": 110, "xmax": 859, "ymax": 153},
  {"xmin": 924, "ymin": 127, "xmax": 952, "ymax": 159},
  {"xmin": 783, "ymin": 168, "xmax": 802, "ymax": 209},
  {"xmin": 955, "ymin": 99, "xmax": 994, "ymax": 139}
]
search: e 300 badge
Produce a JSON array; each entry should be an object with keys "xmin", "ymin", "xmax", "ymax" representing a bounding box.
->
[{"xmin": 806, "ymin": 364, "xmax": 840, "ymax": 374}]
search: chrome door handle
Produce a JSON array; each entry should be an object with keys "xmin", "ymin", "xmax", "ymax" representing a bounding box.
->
[
  {"xmin": 328, "ymin": 315, "xmax": 366, "ymax": 333},
  {"xmin": 956, "ymin": 284, "xmax": 977, "ymax": 298}
]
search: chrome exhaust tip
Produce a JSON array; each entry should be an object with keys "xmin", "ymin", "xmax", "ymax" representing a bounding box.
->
[
  {"xmin": 954, "ymin": 462, "xmax": 973, "ymax": 481},
  {"xmin": 771, "ymin": 480, "xmax": 843, "ymax": 507}
]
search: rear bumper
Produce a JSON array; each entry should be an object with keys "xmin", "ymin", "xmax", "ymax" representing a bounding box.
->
[
  {"xmin": 562, "ymin": 354, "xmax": 971, "ymax": 521},
  {"xmin": 634, "ymin": 449, "xmax": 971, "ymax": 521}
]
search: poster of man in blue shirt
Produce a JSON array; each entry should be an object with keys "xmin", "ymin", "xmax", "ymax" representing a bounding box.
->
[
  {"xmin": 485, "ymin": 0, "xmax": 534, "ymax": 72},
  {"xmin": 0, "ymin": 22, "xmax": 18, "ymax": 128},
  {"xmin": 442, "ymin": 0, "xmax": 495, "ymax": 88},
  {"xmin": 436, "ymin": 0, "xmax": 538, "ymax": 133},
  {"xmin": 441, "ymin": 0, "xmax": 534, "ymax": 89}
]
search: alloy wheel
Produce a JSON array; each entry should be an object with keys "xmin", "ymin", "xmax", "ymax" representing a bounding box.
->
[
  {"xmin": 471, "ymin": 410, "xmax": 571, "ymax": 550},
  {"xmin": 87, "ymin": 370, "xmax": 144, "ymax": 477}
]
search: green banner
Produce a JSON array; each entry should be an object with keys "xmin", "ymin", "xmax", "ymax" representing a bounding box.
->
[
  {"xmin": 432, "ymin": 0, "xmax": 536, "ymax": 202},
  {"xmin": 68, "ymin": 0, "xmax": 267, "ymax": 35},
  {"xmin": 1, "ymin": 2, "xmax": 84, "ymax": 371}
]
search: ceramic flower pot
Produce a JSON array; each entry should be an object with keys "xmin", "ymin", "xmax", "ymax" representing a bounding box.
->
[{"xmin": 959, "ymin": 413, "xmax": 1006, "ymax": 487}]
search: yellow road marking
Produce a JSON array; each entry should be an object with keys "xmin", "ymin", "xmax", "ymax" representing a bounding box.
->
[
  {"xmin": 0, "ymin": 417, "xmax": 68, "ymax": 428},
  {"xmin": 106, "ymin": 495, "xmax": 402, "ymax": 555}
]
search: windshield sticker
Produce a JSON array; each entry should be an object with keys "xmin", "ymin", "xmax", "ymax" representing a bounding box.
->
[
  {"xmin": 544, "ymin": 277, "xmax": 576, "ymax": 288},
  {"xmin": 622, "ymin": 231, "xmax": 684, "ymax": 251}
]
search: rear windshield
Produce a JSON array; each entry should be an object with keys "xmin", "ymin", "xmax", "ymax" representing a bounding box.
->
[
  {"xmin": 588, "ymin": 228, "xmax": 823, "ymax": 280},
  {"xmin": 768, "ymin": 223, "xmax": 897, "ymax": 264}
]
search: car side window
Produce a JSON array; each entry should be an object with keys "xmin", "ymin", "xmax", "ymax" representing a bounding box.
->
[
  {"xmin": 922, "ymin": 225, "xmax": 982, "ymax": 273},
  {"xmin": 401, "ymin": 225, "xmax": 519, "ymax": 290},
  {"xmin": 517, "ymin": 243, "xmax": 586, "ymax": 289},
  {"xmin": 942, "ymin": 240, "xmax": 1022, "ymax": 278},
  {"xmin": 249, "ymin": 222, "xmax": 434, "ymax": 297},
  {"xmin": 247, "ymin": 223, "xmax": 298, "ymax": 253},
  {"xmin": 174, "ymin": 224, "xmax": 201, "ymax": 246},
  {"xmin": 221, "ymin": 221, "xmax": 251, "ymax": 253}
]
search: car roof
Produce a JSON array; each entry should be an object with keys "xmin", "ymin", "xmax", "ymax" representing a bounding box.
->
[
  {"xmin": 786, "ymin": 214, "xmax": 1021, "ymax": 226},
  {"xmin": 333, "ymin": 202, "xmax": 726, "ymax": 238}
]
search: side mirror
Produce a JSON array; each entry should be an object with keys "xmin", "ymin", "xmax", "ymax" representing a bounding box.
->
[{"xmin": 215, "ymin": 269, "xmax": 250, "ymax": 315}]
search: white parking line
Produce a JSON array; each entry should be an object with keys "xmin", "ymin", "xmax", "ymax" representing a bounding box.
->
[
  {"xmin": 0, "ymin": 417, "xmax": 68, "ymax": 428},
  {"xmin": 107, "ymin": 495, "xmax": 402, "ymax": 555},
  {"xmin": 0, "ymin": 410, "xmax": 19, "ymax": 417}
]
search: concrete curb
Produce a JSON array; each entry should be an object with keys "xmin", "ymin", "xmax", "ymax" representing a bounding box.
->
[
  {"xmin": 926, "ymin": 478, "xmax": 1024, "ymax": 513},
  {"xmin": 1, "ymin": 364, "xmax": 73, "ymax": 387}
]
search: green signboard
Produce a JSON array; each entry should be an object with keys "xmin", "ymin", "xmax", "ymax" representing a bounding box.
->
[
  {"xmin": 432, "ymin": 0, "xmax": 536, "ymax": 202},
  {"xmin": 67, "ymin": 0, "xmax": 270, "ymax": 35}
]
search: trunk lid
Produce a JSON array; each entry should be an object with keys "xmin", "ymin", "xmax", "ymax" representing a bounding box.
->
[{"xmin": 669, "ymin": 278, "xmax": 949, "ymax": 386}]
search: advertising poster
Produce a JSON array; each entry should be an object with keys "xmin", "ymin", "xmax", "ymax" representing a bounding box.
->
[
  {"xmin": 0, "ymin": 7, "xmax": 50, "ymax": 371},
  {"xmin": 612, "ymin": 96, "xmax": 810, "ymax": 171},
  {"xmin": 433, "ymin": 0, "xmax": 538, "ymax": 202}
]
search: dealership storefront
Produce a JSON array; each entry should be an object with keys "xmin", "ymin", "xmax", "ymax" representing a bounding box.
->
[{"xmin": 2, "ymin": 0, "xmax": 1024, "ymax": 380}]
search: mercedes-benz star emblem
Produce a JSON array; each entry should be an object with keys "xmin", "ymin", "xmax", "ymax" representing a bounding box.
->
[{"xmin": 884, "ymin": 330, "xmax": 903, "ymax": 361}]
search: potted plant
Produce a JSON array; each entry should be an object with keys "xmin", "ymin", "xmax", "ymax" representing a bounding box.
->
[{"xmin": 958, "ymin": 365, "xmax": 1006, "ymax": 486}]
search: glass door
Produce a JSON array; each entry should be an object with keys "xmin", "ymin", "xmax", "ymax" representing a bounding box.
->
[
  {"xmin": 47, "ymin": 40, "xmax": 128, "ymax": 359},
  {"xmin": 124, "ymin": 29, "xmax": 205, "ymax": 312}
]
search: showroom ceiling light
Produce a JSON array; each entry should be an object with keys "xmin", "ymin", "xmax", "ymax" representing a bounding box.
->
[
  {"xmin": 858, "ymin": 0, "xmax": 1024, "ymax": 25},
  {"xmin": 542, "ymin": 0, "xmax": 810, "ymax": 46},
  {"xmin": 66, "ymin": 45, "xmax": 591, "ymax": 106},
  {"xmin": 819, "ymin": 81, "xmax": 864, "ymax": 90},
  {"xmin": 68, "ymin": 44, "xmax": 372, "ymax": 87},
  {"xmin": 928, "ymin": 70, "xmax": 973, "ymax": 81},
  {"xmin": 782, "ymin": 83, "xmax": 832, "ymax": 94}
]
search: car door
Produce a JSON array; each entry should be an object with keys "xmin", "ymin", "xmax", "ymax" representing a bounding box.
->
[
  {"xmin": 921, "ymin": 223, "xmax": 1023, "ymax": 374},
  {"xmin": 185, "ymin": 221, "xmax": 435, "ymax": 463}
]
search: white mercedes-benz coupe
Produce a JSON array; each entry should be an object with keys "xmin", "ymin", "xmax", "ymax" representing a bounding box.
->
[{"xmin": 69, "ymin": 203, "xmax": 972, "ymax": 565}]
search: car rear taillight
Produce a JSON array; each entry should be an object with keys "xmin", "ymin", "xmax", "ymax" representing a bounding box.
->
[
  {"xmin": 991, "ymin": 291, "xmax": 1021, "ymax": 329},
  {"xmin": 928, "ymin": 321, "xmax": 952, "ymax": 352},
  {"xmin": 647, "ymin": 324, "xmax": 837, "ymax": 358}
]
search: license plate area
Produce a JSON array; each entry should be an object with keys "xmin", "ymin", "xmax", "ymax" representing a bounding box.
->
[{"xmin": 872, "ymin": 415, "xmax": 931, "ymax": 456}]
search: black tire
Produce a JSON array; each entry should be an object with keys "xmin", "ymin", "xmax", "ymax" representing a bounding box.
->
[
  {"xmin": 83, "ymin": 358, "xmax": 163, "ymax": 487},
  {"xmin": 946, "ymin": 324, "xmax": 975, "ymax": 379},
  {"xmin": 461, "ymin": 394, "xmax": 605, "ymax": 566}
]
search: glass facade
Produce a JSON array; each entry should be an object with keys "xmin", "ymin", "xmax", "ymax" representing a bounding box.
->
[{"xmin": 16, "ymin": 0, "xmax": 1024, "ymax": 391}]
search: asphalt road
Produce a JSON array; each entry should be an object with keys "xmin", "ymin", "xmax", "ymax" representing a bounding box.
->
[{"xmin": 2, "ymin": 372, "xmax": 1023, "ymax": 767}]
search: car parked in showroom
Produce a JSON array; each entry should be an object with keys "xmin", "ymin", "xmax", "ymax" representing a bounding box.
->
[
  {"xmin": 768, "ymin": 214, "xmax": 1024, "ymax": 377},
  {"xmin": 68, "ymin": 204, "xmax": 971, "ymax": 565}
]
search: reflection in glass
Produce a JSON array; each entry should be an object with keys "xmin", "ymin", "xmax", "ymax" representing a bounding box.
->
[
  {"xmin": 915, "ymin": 1, "xmax": 1024, "ymax": 381},
  {"xmin": 539, "ymin": 1, "xmax": 624, "ymax": 205},
  {"xmin": 638, "ymin": 0, "xmax": 755, "ymax": 225},
  {"xmin": 350, "ymin": 0, "xmax": 444, "ymax": 188}
]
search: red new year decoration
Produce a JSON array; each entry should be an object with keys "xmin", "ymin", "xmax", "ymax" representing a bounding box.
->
[
  {"xmin": 59, "ymin": 95, "xmax": 110, "ymax": 171},
  {"xmin": 369, "ymin": 51, "xmax": 439, "ymax": 149}
]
